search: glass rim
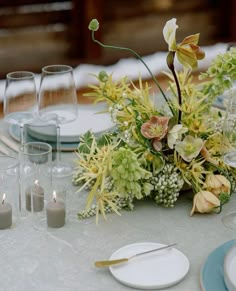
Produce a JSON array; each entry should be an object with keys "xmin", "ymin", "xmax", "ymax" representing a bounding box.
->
[
  {"xmin": 42, "ymin": 65, "xmax": 73, "ymax": 74},
  {"xmin": 20, "ymin": 142, "xmax": 52, "ymax": 156},
  {"xmin": 0, "ymin": 155, "xmax": 19, "ymax": 170},
  {"xmin": 6, "ymin": 71, "xmax": 35, "ymax": 80}
]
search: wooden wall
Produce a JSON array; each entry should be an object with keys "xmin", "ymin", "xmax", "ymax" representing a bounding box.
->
[{"xmin": 95, "ymin": 0, "xmax": 235, "ymax": 63}]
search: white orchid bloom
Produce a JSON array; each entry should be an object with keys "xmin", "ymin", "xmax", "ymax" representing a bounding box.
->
[
  {"xmin": 163, "ymin": 18, "xmax": 178, "ymax": 51},
  {"xmin": 163, "ymin": 18, "xmax": 205, "ymax": 69}
]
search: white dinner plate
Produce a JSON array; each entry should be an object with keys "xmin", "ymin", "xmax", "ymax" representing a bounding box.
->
[
  {"xmin": 33, "ymin": 102, "xmax": 115, "ymax": 143},
  {"xmin": 224, "ymin": 244, "xmax": 236, "ymax": 291},
  {"xmin": 200, "ymin": 239, "xmax": 236, "ymax": 291},
  {"xmin": 9, "ymin": 102, "xmax": 115, "ymax": 143},
  {"xmin": 8, "ymin": 124, "xmax": 78, "ymax": 152},
  {"xmin": 8, "ymin": 102, "xmax": 115, "ymax": 151},
  {"xmin": 109, "ymin": 242, "xmax": 189, "ymax": 290}
]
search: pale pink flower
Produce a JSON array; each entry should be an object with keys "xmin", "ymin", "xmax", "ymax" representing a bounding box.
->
[
  {"xmin": 141, "ymin": 116, "xmax": 169, "ymax": 141},
  {"xmin": 205, "ymin": 174, "xmax": 231, "ymax": 197},
  {"xmin": 190, "ymin": 190, "xmax": 220, "ymax": 216}
]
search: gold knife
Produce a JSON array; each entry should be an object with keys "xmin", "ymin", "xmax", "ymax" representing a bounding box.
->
[
  {"xmin": 94, "ymin": 243, "xmax": 177, "ymax": 268},
  {"xmin": 0, "ymin": 143, "xmax": 10, "ymax": 155},
  {"xmin": 0, "ymin": 135, "xmax": 19, "ymax": 153}
]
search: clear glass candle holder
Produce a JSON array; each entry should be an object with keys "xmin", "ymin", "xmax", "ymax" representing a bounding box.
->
[
  {"xmin": 19, "ymin": 142, "xmax": 52, "ymax": 220},
  {"xmin": 0, "ymin": 155, "xmax": 20, "ymax": 229},
  {"xmin": 23, "ymin": 119, "xmax": 57, "ymax": 161}
]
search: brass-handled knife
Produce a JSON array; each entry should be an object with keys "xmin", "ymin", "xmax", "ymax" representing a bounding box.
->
[
  {"xmin": 94, "ymin": 243, "xmax": 177, "ymax": 268},
  {"xmin": 0, "ymin": 135, "xmax": 19, "ymax": 153}
]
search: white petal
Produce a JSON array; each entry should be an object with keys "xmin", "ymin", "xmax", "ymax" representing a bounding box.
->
[{"xmin": 163, "ymin": 18, "xmax": 178, "ymax": 50}]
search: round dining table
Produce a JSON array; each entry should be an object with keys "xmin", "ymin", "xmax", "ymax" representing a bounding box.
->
[{"xmin": 0, "ymin": 117, "xmax": 235, "ymax": 291}]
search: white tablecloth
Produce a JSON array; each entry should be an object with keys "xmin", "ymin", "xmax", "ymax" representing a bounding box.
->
[{"xmin": 0, "ymin": 118, "xmax": 235, "ymax": 291}]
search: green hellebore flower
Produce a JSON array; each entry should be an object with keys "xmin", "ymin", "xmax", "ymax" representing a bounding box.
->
[
  {"xmin": 167, "ymin": 124, "xmax": 188, "ymax": 149},
  {"xmin": 88, "ymin": 19, "xmax": 99, "ymax": 31},
  {"xmin": 175, "ymin": 135, "xmax": 204, "ymax": 162}
]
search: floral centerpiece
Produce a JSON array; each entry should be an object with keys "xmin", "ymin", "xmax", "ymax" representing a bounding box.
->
[{"xmin": 73, "ymin": 18, "xmax": 236, "ymax": 222}]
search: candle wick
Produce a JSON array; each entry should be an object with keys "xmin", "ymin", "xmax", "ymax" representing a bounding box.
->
[{"xmin": 53, "ymin": 198, "xmax": 56, "ymax": 203}]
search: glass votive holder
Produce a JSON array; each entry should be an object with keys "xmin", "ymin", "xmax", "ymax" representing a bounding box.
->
[
  {"xmin": 23, "ymin": 119, "xmax": 57, "ymax": 161},
  {"xmin": 46, "ymin": 186, "xmax": 67, "ymax": 228},
  {"xmin": 19, "ymin": 142, "xmax": 52, "ymax": 219},
  {"xmin": 0, "ymin": 155, "xmax": 20, "ymax": 229}
]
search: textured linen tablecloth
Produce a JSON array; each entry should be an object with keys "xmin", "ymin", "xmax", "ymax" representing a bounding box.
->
[{"xmin": 0, "ymin": 118, "xmax": 235, "ymax": 291}]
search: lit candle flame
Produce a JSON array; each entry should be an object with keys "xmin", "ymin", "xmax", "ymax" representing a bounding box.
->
[
  {"xmin": 34, "ymin": 180, "xmax": 39, "ymax": 186},
  {"xmin": 53, "ymin": 190, "xmax": 57, "ymax": 202},
  {"xmin": 2, "ymin": 193, "xmax": 6, "ymax": 204}
]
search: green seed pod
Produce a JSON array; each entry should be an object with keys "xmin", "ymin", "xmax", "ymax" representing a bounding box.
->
[{"xmin": 88, "ymin": 19, "xmax": 99, "ymax": 31}]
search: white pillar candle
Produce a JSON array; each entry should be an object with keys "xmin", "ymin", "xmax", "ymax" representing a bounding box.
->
[
  {"xmin": 0, "ymin": 193, "xmax": 12, "ymax": 230},
  {"xmin": 25, "ymin": 180, "xmax": 44, "ymax": 212},
  {"xmin": 46, "ymin": 191, "xmax": 65, "ymax": 228}
]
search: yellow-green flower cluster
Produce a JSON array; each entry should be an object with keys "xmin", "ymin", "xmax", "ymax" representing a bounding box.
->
[{"xmin": 111, "ymin": 148, "xmax": 153, "ymax": 200}]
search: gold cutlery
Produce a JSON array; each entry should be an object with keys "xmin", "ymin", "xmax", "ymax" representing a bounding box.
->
[
  {"xmin": 94, "ymin": 243, "xmax": 177, "ymax": 268},
  {"xmin": 0, "ymin": 135, "xmax": 19, "ymax": 153},
  {"xmin": 0, "ymin": 143, "xmax": 10, "ymax": 155}
]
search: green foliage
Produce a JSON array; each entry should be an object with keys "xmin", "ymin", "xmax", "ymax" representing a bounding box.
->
[
  {"xmin": 78, "ymin": 131, "xmax": 95, "ymax": 154},
  {"xmin": 200, "ymin": 47, "xmax": 236, "ymax": 101}
]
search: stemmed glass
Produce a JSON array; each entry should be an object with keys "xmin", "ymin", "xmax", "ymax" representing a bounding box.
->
[
  {"xmin": 222, "ymin": 87, "xmax": 236, "ymax": 229},
  {"xmin": 38, "ymin": 65, "xmax": 78, "ymax": 177},
  {"xmin": 4, "ymin": 71, "xmax": 38, "ymax": 145}
]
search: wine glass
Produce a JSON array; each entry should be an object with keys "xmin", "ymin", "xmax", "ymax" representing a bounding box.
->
[
  {"xmin": 38, "ymin": 65, "xmax": 78, "ymax": 177},
  {"xmin": 222, "ymin": 87, "xmax": 236, "ymax": 229},
  {"xmin": 4, "ymin": 71, "xmax": 38, "ymax": 145}
]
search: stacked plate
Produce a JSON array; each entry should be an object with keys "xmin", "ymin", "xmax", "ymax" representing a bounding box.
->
[
  {"xmin": 8, "ymin": 102, "xmax": 115, "ymax": 151},
  {"xmin": 200, "ymin": 240, "xmax": 236, "ymax": 291}
]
